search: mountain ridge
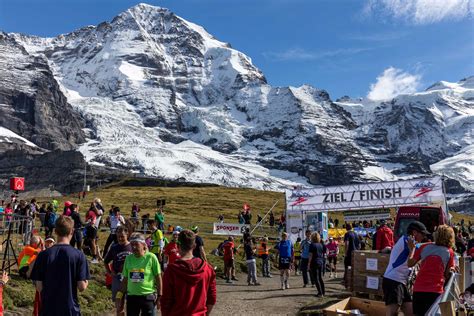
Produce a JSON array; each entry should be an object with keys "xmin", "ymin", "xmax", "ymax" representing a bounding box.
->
[{"xmin": 0, "ymin": 4, "xmax": 472, "ymax": 208}]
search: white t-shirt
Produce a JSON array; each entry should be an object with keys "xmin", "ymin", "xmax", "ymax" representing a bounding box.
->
[
  {"xmin": 383, "ymin": 236, "xmax": 411, "ymax": 284},
  {"xmin": 109, "ymin": 215, "xmax": 124, "ymax": 233}
]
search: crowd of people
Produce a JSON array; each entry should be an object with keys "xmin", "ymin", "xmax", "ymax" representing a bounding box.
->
[
  {"xmin": 2, "ymin": 195, "xmax": 474, "ymax": 316},
  {"xmin": 1, "ymin": 197, "xmax": 216, "ymax": 316}
]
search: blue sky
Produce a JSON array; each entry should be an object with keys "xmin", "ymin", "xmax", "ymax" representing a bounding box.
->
[{"xmin": 0, "ymin": 0, "xmax": 473, "ymax": 99}]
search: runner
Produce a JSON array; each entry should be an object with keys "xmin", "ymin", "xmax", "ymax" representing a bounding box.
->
[
  {"xmin": 104, "ymin": 226, "xmax": 132, "ymax": 316},
  {"xmin": 383, "ymin": 221, "xmax": 428, "ymax": 316},
  {"xmin": 117, "ymin": 232, "xmax": 162, "ymax": 316},
  {"xmin": 343, "ymin": 223, "xmax": 359, "ymax": 289},
  {"xmin": 192, "ymin": 226, "xmax": 207, "ymax": 261},
  {"xmin": 103, "ymin": 206, "xmax": 126, "ymax": 257},
  {"xmin": 163, "ymin": 231, "xmax": 181, "ymax": 268},
  {"xmin": 326, "ymin": 237, "xmax": 339, "ymax": 278},
  {"xmin": 223, "ymin": 236, "xmax": 236, "ymax": 283},
  {"xmin": 31, "ymin": 216, "xmax": 90, "ymax": 316},
  {"xmin": 160, "ymin": 229, "xmax": 216, "ymax": 316},
  {"xmin": 308, "ymin": 232, "xmax": 326, "ymax": 297},
  {"xmin": 408, "ymin": 225, "xmax": 456, "ymax": 316},
  {"xmin": 376, "ymin": 219, "xmax": 394, "ymax": 252},
  {"xmin": 275, "ymin": 232, "xmax": 294, "ymax": 290}
]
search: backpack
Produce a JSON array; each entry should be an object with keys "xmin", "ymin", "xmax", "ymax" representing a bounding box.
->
[{"xmin": 47, "ymin": 212, "xmax": 57, "ymax": 228}]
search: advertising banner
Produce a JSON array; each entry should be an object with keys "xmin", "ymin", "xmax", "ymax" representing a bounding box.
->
[
  {"xmin": 213, "ymin": 223, "xmax": 249, "ymax": 236},
  {"xmin": 343, "ymin": 209, "xmax": 391, "ymax": 221}
]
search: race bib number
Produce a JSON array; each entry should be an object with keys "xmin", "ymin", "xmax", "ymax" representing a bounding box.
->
[
  {"xmin": 280, "ymin": 257, "xmax": 291, "ymax": 264},
  {"xmin": 130, "ymin": 269, "xmax": 145, "ymax": 283}
]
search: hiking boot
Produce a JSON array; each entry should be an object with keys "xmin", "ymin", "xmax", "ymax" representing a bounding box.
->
[
  {"xmin": 231, "ymin": 277, "xmax": 238, "ymax": 281},
  {"xmin": 281, "ymin": 283, "xmax": 285, "ymax": 290},
  {"xmin": 226, "ymin": 279, "xmax": 233, "ymax": 284},
  {"xmin": 248, "ymin": 282, "xmax": 252, "ymax": 286},
  {"xmin": 303, "ymin": 284, "xmax": 307, "ymax": 288},
  {"xmin": 267, "ymin": 274, "xmax": 272, "ymax": 278},
  {"xmin": 285, "ymin": 282, "xmax": 290, "ymax": 289},
  {"xmin": 90, "ymin": 258, "xmax": 99, "ymax": 264},
  {"xmin": 254, "ymin": 282, "xmax": 261, "ymax": 286}
]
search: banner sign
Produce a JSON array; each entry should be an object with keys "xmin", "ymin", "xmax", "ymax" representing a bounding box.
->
[
  {"xmin": 285, "ymin": 176, "xmax": 444, "ymax": 212},
  {"xmin": 213, "ymin": 223, "xmax": 249, "ymax": 236},
  {"xmin": 343, "ymin": 209, "xmax": 391, "ymax": 221}
]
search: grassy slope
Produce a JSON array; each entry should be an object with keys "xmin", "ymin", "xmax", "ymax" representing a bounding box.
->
[{"xmin": 5, "ymin": 185, "xmax": 472, "ymax": 315}]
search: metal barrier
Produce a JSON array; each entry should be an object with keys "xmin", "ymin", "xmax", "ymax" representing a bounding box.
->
[
  {"xmin": 426, "ymin": 272, "xmax": 461, "ymax": 316},
  {"xmin": 0, "ymin": 215, "xmax": 35, "ymax": 272}
]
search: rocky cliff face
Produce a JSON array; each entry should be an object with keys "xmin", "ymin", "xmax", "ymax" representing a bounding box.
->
[
  {"xmin": 0, "ymin": 32, "xmax": 85, "ymax": 153},
  {"xmin": 1, "ymin": 4, "xmax": 472, "ymax": 208}
]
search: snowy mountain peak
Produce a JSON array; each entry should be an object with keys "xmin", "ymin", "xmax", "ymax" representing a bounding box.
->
[{"xmin": 1, "ymin": 4, "xmax": 473, "ymax": 198}]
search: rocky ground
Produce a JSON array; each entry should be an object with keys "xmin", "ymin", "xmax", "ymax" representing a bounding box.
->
[{"xmin": 213, "ymin": 268, "xmax": 350, "ymax": 316}]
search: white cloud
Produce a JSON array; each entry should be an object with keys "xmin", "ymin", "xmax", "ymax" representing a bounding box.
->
[
  {"xmin": 263, "ymin": 47, "xmax": 371, "ymax": 61},
  {"xmin": 367, "ymin": 67, "xmax": 421, "ymax": 101},
  {"xmin": 363, "ymin": 0, "xmax": 473, "ymax": 24}
]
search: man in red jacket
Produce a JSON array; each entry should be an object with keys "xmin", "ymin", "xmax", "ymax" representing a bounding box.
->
[
  {"xmin": 161, "ymin": 229, "xmax": 216, "ymax": 316},
  {"xmin": 376, "ymin": 219, "xmax": 394, "ymax": 252}
]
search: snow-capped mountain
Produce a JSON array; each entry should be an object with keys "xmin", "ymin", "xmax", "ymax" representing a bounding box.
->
[{"xmin": 1, "ymin": 4, "xmax": 473, "ymax": 203}]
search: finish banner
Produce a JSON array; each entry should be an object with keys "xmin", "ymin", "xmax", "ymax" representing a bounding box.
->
[
  {"xmin": 213, "ymin": 223, "xmax": 249, "ymax": 236},
  {"xmin": 285, "ymin": 176, "xmax": 445, "ymax": 212}
]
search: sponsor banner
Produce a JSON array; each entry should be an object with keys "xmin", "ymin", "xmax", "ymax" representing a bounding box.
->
[
  {"xmin": 213, "ymin": 223, "xmax": 249, "ymax": 236},
  {"xmin": 343, "ymin": 209, "xmax": 391, "ymax": 221},
  {"xmin": 286, "ymin": 176, "xmax": 444, "ymax": 212}
]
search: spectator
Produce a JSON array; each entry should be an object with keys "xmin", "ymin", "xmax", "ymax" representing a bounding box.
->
[
  {"xmin": 454, "ymin": 226, "xmax": 467, "ymax": 255},
  {"xmin": 244, "ymin": 237, "xmax": 260, "ymax": 286},
  {"xmin": 275, "ymin": 232, "xmax": 293, "ymax": 290},
  {"xmin": 257, "ymin": 237, "xmax": 271, "ymax": 278},
  {"xmin": 223, "ymin": 236, "xmax": 236, "ymax": 283},
  {"xmin": 163, "ymin": 231, "xmax": 181, "ymax": 267},
  {"xmin": 243, "ymin": 211, "xmax": 252, "ymax": 225},
  {"xmin": 376, "ymin": 219, "xmax": 394, "ymax": 252},
  {"xmin": 154, "ymin": 207, "xmax": 165, "ymax": 231},
  {"xmin": 192, "ymin": 226, "xmax": 207, "ymax": 261},
  {"xmin": 117, "ymin": 232, "xmax": 162, "ymax": 316},
  {"xmin": 326, "ymin": 237, "xmax": 339, "ymax": 278},
  {"xmin": 44, "ymin": 204, "xmax": 56, "ymax": 238},
  {"xmin": 408, "ymin": 225, "xmax": 456, "ymax": 316},
  {"xmin": 85, "ymin": 203, "xmax": 101, "ymax": 263},
  {"xmin": 31, "ymin": 216, "xmax": 90, "ymax": 316},
  {"xmin": 309, "ymin": 232, "xmax": 326, "ymax": 297},
  {"xmin": 104, "ymin": 226, "xmax": 132, "ymax": 316},
  {"xmin": 103, "ymin": 207, "xmax": 126, "ymax": 257},
  {"xmin": 343, "ymin": 223, "xmax": 359, "ymax": 289},
  {"xmin": 294, "ymin": 237, "xmax": 302, "ymax": 276},
  {"xmin": 238, "ymin": 212, "xmax": 245, "ymax": 224},
  {"xmin": 44, "ymin": 237, "xmax": 55, "ymax": 249},
  {"xmin": 269, "ymin": 211, "xmax": 275, "ymax": 227},
  {"xmin": 334, "ymin": 218, "xmax": 339, "ymax": 228},
  {"xmin": 0, "ymin": 271, "xmax": 9, "ymax": 316},
  {"xmin": 149, "ymin": 220, "xmax": 164, "ymax": 265},
  {"xmin": 383, "ymin": 221, "xmax": 429, "ymax": 316},
  {"xmin": 160, "ymin": 229, "xmax": 216, "ymax": 316},
  {"xmin": 300, "ymin": 230, "xmax": 315, "ymax": 287},
  {"xmin": 17, "ymin": 235, "xmax": 43, "ymax": 278},
  {"xmin": 70, "ymin": 204, "xmax": 85, "ymax": 250}
]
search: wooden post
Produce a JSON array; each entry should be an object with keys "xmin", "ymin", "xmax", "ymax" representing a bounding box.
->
[{"xmin": 460, "ymin": 256, "xmax": 466, "ymax": 292}]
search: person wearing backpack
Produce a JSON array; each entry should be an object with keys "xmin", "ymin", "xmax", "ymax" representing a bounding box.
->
[{"xmin": 44, "ymin": 206, "xmax": 57, "ymax": 238}]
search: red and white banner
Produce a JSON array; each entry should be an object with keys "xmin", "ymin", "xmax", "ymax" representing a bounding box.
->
[{"xmin": 213, "ymin": 223, "xmax": 249, "ymax": 236}]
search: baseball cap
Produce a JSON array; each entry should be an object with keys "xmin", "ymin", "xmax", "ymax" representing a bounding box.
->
[
  {"xmin": 380, "ymin": 219, "xmax": 387, "ymax": 225},
  {"xmin": 191, "ymin": 226, "xmax": 199, "ymax": 232},
  {"xmin": 45, "ymin": 237, "xmax": 55, "ymax": 243},
  {"xmin": 407, "ymin": 221, "xmax": 429, "ymax": 235},
  {"xmin": 64, "ymin": 201, "xmax": 72, "ymax": 207}
]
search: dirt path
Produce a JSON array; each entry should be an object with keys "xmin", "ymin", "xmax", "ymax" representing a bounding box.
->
[{"xmin": 213, "ymin": 271, "xmax": 350, "ymax": 316}]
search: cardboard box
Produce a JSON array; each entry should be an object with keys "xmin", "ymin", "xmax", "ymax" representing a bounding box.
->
[
  {"xmin": 351, "ymin": 251, "xmax": 390, "ymax": 296},
  {"xmin": 324, "ymin": 297, "xmax": 386, "ymax": 316}
]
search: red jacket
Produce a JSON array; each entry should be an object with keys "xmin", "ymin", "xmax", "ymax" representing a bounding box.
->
[
  {"xmin": 160, "ymin": 257, "xmax": 216, "ymax": 316},
  {"xmin": 376, "ymin": 225, "xmax": 394, "ymax": 250}
]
